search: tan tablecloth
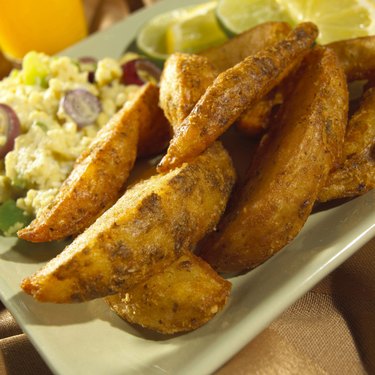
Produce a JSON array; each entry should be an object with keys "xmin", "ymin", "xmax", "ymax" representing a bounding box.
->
[{"xmin": 0, "ymin": 1, "xmax": 374, "ymax": 374}]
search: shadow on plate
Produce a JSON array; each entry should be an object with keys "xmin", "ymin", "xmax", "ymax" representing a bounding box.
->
[{"xmin": 0, "ymin": 238, "xmax": 67, "ymax": 264}]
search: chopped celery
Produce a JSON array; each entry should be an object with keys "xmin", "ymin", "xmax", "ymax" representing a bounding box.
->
[
  {"xmin": 0, "ymin": 200, "xmax": 32, "ymax": 236},
  {"xmin": 35, "ymin": 121, "xmax": 48, "ymax": 131},
  {"xmin": 22, "ymin": 52, "xmax": 50, "ymax": 88}
]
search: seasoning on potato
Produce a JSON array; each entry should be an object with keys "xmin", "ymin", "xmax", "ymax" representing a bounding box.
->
[
  {"xmin": 21, "ymin": 142, "xmax": 236, "ymax": 303},
  {"xmin": 200, "ymin": 46, "xmax": 348, "ymax": 273},
  {"xmin": 106, "ymin": 252, "xmax": 231, "ymax": 334},
  {"xmin": 157, "ymin": 22, "xmax": 319, "ymax": 172},
  {"xmin": 18, "ymin": 83, "xmax": 163, "ymax": 242},
  {"xmin": 318, "ymin": 85, "xmax": 375, "ymax": 202}
]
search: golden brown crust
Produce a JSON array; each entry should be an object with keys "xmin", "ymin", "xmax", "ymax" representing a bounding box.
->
[
  {"xmin": 106, "ymin": 252, "xmax": 231, "ymax": 334},
  {"xmin": 199, "ymin": 47, "xmax": 348, "ymax": 273},
  {"xmin": 159, "ymin": 53, "xmax": 218, "ymax": 132},
  {"xmin": 318, "ymin": 86, "xmax": 375, "ymax": 202},
  {"xmin": 236, "ymin": 89, "xmax": 283, "ymax": 137},
  {"xmin": 327, "ymin": 36, "xmax": 375, "ymax": 81},
  {"xmin": 18, "ymin": 84, "xmax": 162, "ymax": 242},
  {"xmin": 21, "ymin": 142, "xmax": 236, "ymax": 303},
  {"xmin": 158, "ymin": 22, "xmax": 319, "ymax": 172}
]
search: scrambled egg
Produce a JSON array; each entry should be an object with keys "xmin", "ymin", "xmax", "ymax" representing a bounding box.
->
[{"xmin": 0, "ymin": 52, "xmax": 140, "ymax": 220}]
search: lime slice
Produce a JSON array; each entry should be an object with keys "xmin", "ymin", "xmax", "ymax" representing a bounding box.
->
[
  {"xmin": 136, "ymin": 2, "xmax": 227, "ymax": 62},
  {"xmin": 166, "ymin": 2, "xmax": 228, "ymax": 54},
  {"xmin": 216, "ymin": 0, "xmax": 293, "ymax": 35},
  {"xmin": 217, "ymin": 0, "xmax": 375, "ymax": 44}
]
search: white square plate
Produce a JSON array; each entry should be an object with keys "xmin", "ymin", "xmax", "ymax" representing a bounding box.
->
[{"xmin": 0, "ymin": 1, "xmax": 374, "ymax": 374}]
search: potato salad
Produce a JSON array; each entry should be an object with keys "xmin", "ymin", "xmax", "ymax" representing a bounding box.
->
[{"xmin": 0, "ymin": 51, "xmax": 160, "ymax": 236}]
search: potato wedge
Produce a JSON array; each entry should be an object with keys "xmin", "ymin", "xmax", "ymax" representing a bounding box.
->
[
  {"xmin": 200, "ymin": 21, "xmax": 292, "ymax": 73},
  {"xmin": 318, "ymin": 85, "xmax": 375, "ymax": 202},
  {"xmin": 21, "ymin": 142, "xmax": 236, "ymax": 302},
  {"xmin": 18, "ymin": 83, "xmax": 165, "ymax": 243},
  {"xmin": 236, "ymin": 89, "xmax": 283, "ymax": 137},
  {"xmin": 159, "ymin": 53, "xmax": 218, "ymax": 132},
  {"xmin": 200, "ymin": 47, "xmax": 348, "ymax": 273},
  {"xmin": 158, "ymin": 22, "xmax": 319, "ymax": 172},
  {"xmin": 327, "ymin": 36, "xmax": 375, "ymax": 81},
  {"xmin": 106, "ymin": 252, "xmax": 231, "ymax": 334}
]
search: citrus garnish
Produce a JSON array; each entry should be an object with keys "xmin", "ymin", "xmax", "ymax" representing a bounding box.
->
[
  {"xmin": 216, "ymin": 0, "xmax": 375, "ymax": 44},
  {"xmin": 166, "ymin": 2, "xmax": 228, "ymax": 54},
  {"xmin": 136, "ymin": 1, "xmax": 227, "ymax": 62},
  {"xmin": 216, "ymin": 0, "xmax": 292, "ymax": 36}
]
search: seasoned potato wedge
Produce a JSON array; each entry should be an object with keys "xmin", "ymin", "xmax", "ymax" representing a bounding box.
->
[
  {"xmin": 18, "ymin": 83, "xmax": 162, "ymax": 242},
  {"xmin": 158, "ymin": 22, "xmax": 319, "ymax": 172},
  {"xmin": 106, "ymin": 252, "xmax": 231, "ymax": 334},
  {"xmin": 236, "ymin": 89, "xmax": 283, "ymax": 137},
  {"xmin": 200, "ymin": 47, "xmax": 348, "ymax": 273},
  {"xmin": 21, "ymin": 142, "xmax": 236, "ymax": 303},
  {"xmin": 327, "ymin": 36, "xmax": 375, "ymax": 81},
  {"xmin": 200, "ymin": 21, "xmax": 292, "ymax": 73},
  {"xmin": 159, "ymin": 53, "xmax": 218, "ymax": 132},
  {"xmin": 318, "ymin": 85, "xmax": 375, "ymax": 201}
]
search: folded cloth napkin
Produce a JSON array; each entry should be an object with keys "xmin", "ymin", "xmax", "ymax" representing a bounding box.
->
[{"xmin": 0, "ymin": 1, "xmax": 374, "ymax": 374}]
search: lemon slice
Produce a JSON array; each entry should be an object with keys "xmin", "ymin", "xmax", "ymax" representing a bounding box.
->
[
  {"xmin": 216, "ymin": 0, "xmax": 375, "ymax": 44},
  {"xmin": 136, "ymin": 1, "xmax": 227, "ymax": 62},
  {"xmin": 166, "ymin": 2, "xmax": 228, "ymax": 54},
  {"xmin": 216, "ymin": 0, "xmax": 293, "ymax": 35},
  {"xmin": 284, "ymin": 0, "xmax": 375, "ymax": 43}
]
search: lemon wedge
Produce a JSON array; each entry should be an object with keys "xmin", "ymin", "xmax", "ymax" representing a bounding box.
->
[
  {"xmin": 136, "ymin": 1, "xmax": 227, "ymax": 62},
  {"xmin": 216, "ymin": 0, "xmax": 375, "ymax": 44}
]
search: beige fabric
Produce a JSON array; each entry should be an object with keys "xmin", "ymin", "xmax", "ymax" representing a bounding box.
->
[{"xmin": 0, "ymin": 1, "xmax": 374, "ymax": 374}]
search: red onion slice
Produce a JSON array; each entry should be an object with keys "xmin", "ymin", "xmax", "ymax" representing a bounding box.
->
[
  {"xmin": 61, "ymin": 89, "xmax": 101, "ymax": 127},
  {"xmin": 0, "ymin": 104, "xmax": 21, "ymax": 158}
]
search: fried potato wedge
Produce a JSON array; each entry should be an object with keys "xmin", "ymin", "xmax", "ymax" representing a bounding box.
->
[
  {"xmin": 236, "ymin": 89, "xmax": 283, "ymax": 137},
  {"xmin": 158, "ymin": 22, "xmax": 319, "ymax": 172},
  {"xmin": 106, "ymin": 252, "xmax": 231, "ymax": 334},
  {"xmin": 318, "ymin": 85, "xmax": 375, "ymax": 202},
  {"xmin": 327, "ymin": 36, "xmax": 375, "ymax": 81},
  {"xmin": 21, "ymin": 142, "xmax": 236, "ymax": 303},
  {"xmin": 18, "ymin": 84, "xmax": 164, "ymax": 242},
  {"xmin": 200, "ymin": 21, "xmax": 292, "ymax": 73},
  {"xmin": 159, "ymin": 53, "xmax": 218, "ymax": 132},
  {"xmin": 200, "ymin": 47, "xmax": 348, "ymax": 273}
]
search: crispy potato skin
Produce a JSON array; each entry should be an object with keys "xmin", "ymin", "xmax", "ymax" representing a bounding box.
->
[
  {"xmin": 236, "ymin": 89, "xmax": 283, "ymax": 137},
  {"xmin": 200, "ymin": 21, "xmax": 292, "ymax": 73},
  {"xmin": 18, "ymin": 84, "xmax": 162, "ymax": 242},
  {"xmin": 318, "ymin": 86, "xmax": 375, "ymax": 201},
  {"xmin": 160, "ymin": 23, "xmax": 292, "ymax": 138},
  {"xmin": 200, "ymin": 47, "xmax": 348, "ymax": 273},
  {"xmin": 158, "ymin": 22, "xmax": 319, "ymax": 172},
  {"xmin": 106, "ymin": 252, "xmax": 231, "ymax": 334},
  {"xmin": 21, "ymin": 142, "xmax": 236, "ymax": 303},
  {"xmin": 327, "ymin": 36, "xmax": 375, "ymax": 81},
  {"xmin": 159, "ymin": 53, "xmax": 218, "ymax": 132}
]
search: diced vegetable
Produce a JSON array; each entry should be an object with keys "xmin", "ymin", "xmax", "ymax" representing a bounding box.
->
[
  {"xmin": 0, "ymin": 200, "xmax": 32, "ymax": 236},
  {"xmin": 120, "ymin": 59, "xmax": 161, "ymax": 86},
  {"xmin": 61, "ymin": 89, "xmax": 101, "ymax": 127},
  {"xmin": 22, "ymin": 51, "xmax": 50, "ymax": 88},
  {"xmin": 0, "ymin": 104, "xmax": 21, "ymax": 158}
]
